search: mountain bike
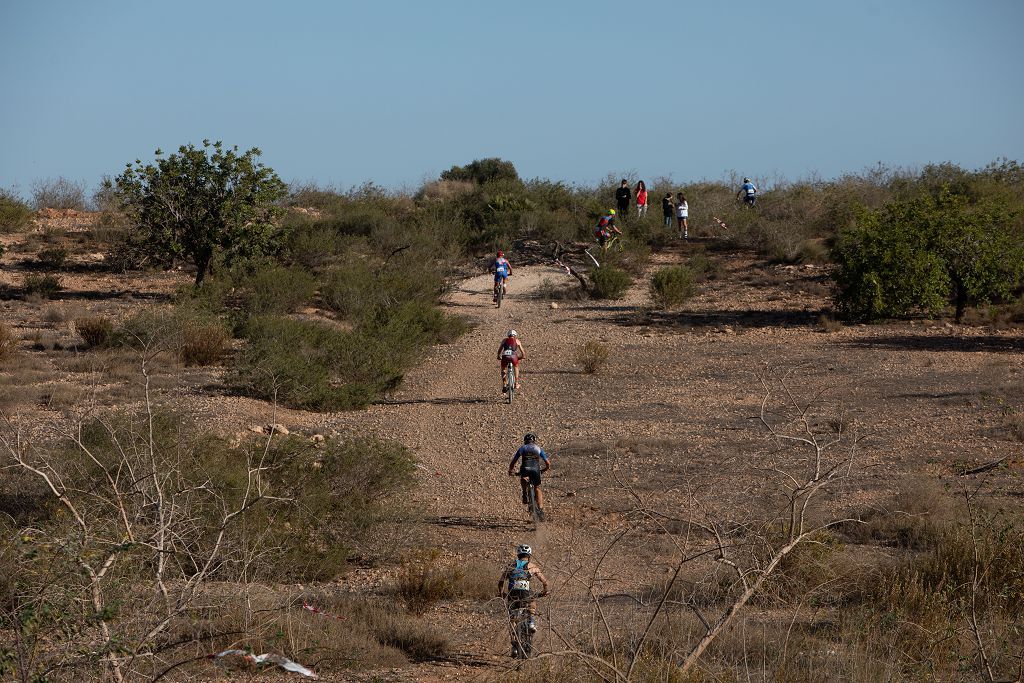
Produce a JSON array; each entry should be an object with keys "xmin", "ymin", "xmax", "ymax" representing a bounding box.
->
[
  {"xmin": 509, "ymin": 600, "xmax": 535, "ymax": 659},
  {"xmin": 503, "ymin": 362, "xmax": 517, "ymax": 404},
  {"xmin": 494, "ymin": 279, "xmax": 506, "ymax": 308},
  {"xmin": 512, "ymin": 470, "xmax": 543, "ymax": 524}
]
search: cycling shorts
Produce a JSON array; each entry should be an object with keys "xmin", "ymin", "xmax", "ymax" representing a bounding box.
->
[
  {"xmin": 744, "ymin": 195, "xmax": 756, "ymax": 206},
  {"xmin": 519, "ymin": 468, "xmax": 541, "ymax": 486},
  {"xmin": 500, "ymin": 356, "xmax": 520, "ymax": 368},
  {"xmin": 494, "ymin": 271, "xmax": 509, "ymax": 282},
  {"xmin": 507, "ymin": 588, "xmax": 532, "ymax": 611}
]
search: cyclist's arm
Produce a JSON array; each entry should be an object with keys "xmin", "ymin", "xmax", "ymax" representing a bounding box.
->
[
  {"xmin": 531, "ymin": 564, "xmax": 550, "ymax": 594},
  {"xmin": 498, "ymin": 568, "xmax": 509, "ymax": 596},
  {"xmin": 516, "ymin": 341, "xmax": 526, "ymax": 359},
  {"xmin": 540, "ymin": 451, "xmax": 550, "ymax": 473},
  {"xmin": 508, "ymin": 451, "xmax": 521, "ymax": 475}
]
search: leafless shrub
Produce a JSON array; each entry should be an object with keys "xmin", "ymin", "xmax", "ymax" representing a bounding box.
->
[
  {"xmin": 30, "ymin": 176, "xmax": 86, "ymax": 210},
  {"xmin": 575, "ymin": 341, "xmax": 610, "ymax": 374},
  {"xmin": 75, "ymin": 315, "xmax": 115, "ymax": 348}
]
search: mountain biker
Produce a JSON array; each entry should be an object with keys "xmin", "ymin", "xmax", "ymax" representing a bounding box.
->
[
  {"xmin": 492, "ymin": 250, "xmax": 512, "ymax": 301},
  {"xmin": 497, "ymin": 329, "xmax": 526, "ymax": 392},
  {"xmin": 508, "ymin": 432, "xmax": 550, "ymax": 519},
  {"xmin": 594, "ymin": 209, "xmax": 622, "ymax": 248},
  {"xmin": 737, "ymin": 177, "xmax": 758, "ymax": 206},
  {"xmin": 498, "ymin": 543, "xmax": 549, "ymax": 654}
]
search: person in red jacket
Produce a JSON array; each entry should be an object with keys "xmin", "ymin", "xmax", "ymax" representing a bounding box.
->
[{"xmin": 634, "ymin": 180, "xmax": 648, "ymax": 217}]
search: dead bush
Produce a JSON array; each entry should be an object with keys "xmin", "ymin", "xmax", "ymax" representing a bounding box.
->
[
  {"xmin": 178, "ymin": 319, "xmax": 231, "ymax": 366},
  {"xmin": 0, "ymin": 323, "xmax": 17, "ymax": 361},
  {"xmin": 22, "ymin": 274, "xmax": 63, "ymax": 299},
  {"xmin": 817, "ymin": 313, "xmax": 843, "ymax": 333},
  {"xmin": 75, "ymin": 315, "xmax": 115, "ymax": 348},
  {"xmin": 574, "ymin": 340, "xmax": 610, "ymax": 374},
  {"xmin": 36, "ymin": 246, "xmax": 69, "ymax": 269},
  {"xmin": 394, "ymin": 550, "xmax": 462, "ymax": 614}
]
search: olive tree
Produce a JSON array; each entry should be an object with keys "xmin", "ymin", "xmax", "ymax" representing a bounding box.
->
[{"xmin": 110, "ymin": 140, "xmax": 287, "ymax": 285}]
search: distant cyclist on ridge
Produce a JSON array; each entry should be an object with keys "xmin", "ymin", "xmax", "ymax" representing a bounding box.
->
[{"xmin": 737, "ymin": 177, "xmax": 758, "ymax": 206}]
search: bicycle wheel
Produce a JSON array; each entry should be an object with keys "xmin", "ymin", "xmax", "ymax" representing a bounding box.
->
[
  {"xmin": 526, "ymin": 482, "xmax": 540, "ymax": 525},
  {"xmin": 496, "ymin": 281, "xmax": 503, "ymax": 308},
  {"xmin": 506, "ymin": 365, "xmax": 515, "ymax": 404},
  {"xmin": 516, "ymin": 610, "xmax": 533, "ymax": 659}
]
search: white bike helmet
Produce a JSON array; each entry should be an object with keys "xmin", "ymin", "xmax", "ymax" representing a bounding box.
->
[
  {"xmin": 507, "ymin": 329, "xmax": 518, "ymax": 338},
  {"xmin": 517, "ymin": 544, "xmax": 532, "ymax": 557}
]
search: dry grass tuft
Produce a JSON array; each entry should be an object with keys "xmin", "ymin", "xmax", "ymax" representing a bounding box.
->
[{"xmin": 574, "ymin": 341, "xmax": 610, "ymax": 374}]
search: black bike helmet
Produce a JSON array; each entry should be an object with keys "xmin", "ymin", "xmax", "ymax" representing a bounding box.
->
[{"xmin": 524, "ymin": 432, "xmax": 537, "ymax": 444}]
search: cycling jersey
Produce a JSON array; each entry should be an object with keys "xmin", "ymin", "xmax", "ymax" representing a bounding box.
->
[
  {"xmin": 499, "ymin": 338, "xmax": 521, "ymax": 359},
  {"xmin": 494, "ymin": 257, "xmax": 511, "ymax": 279},
  {"xmin": 741, "ymin": 182, "xmax": 757, "ymax": 197},
  {"xmin": 511, "ymin": 443, "xmax": 548, "ymax": 472}
]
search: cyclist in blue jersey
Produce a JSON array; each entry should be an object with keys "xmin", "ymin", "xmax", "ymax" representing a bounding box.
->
[
  {"xmin": 507, "ymin": 432, "xmax": 551, "ymax": 520},
  {"xmin": 492, "ymin": 250, "xmax": 512, "ymax": 301},
  {"xmin": 737, "ymin": 177, "xmax": 758, "ymax": 206},
  {"xmin": 498, "ymin": 543, "xmax": 549, "ymax": 654}
]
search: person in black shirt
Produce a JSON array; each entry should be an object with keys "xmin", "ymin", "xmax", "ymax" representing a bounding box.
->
[
  {"xmin": 614, "ymin": 179, "xmax": 631, "ymax": 218},
  {"xmin": 662, "ymin": 193, "xmax": 674, "ymax": 227}
]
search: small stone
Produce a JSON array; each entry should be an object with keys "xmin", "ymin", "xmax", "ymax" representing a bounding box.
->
[
  {"xmin": 310, "ymin": 434, "xmax": 325, "ymax": 445},
  {"xmin": 266, "ymin": 423, "xmax": 289, "ymax": 435},
  {"xmin": 248, "ymin": 425, "xmax": 267, "ymax": 435},
  {"xmin": 549, "ymin": 302, "xmax": 559, "ymax": 310}
]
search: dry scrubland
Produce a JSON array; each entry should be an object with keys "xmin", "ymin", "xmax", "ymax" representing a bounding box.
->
[{"xmin": 1, "ymin": 162, "xmax": 1023, "ymax": 682}]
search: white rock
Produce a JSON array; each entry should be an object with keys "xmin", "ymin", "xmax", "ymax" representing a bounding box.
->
[
  {"xmin": 549, "ymin": 302, "xmax": 559, "ymax": 310},
  {"xmin": 266, "ymin": 423, "xmax": 289, "ymax": 435},
  {"xmin": 248, "ymin": 425, "xmax": 267, "ymax": 435}
]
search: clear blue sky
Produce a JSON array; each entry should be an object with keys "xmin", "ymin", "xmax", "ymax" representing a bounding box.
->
[{"xmin": 1, "ymin": 0, "xmax": 1022, "ymax": 194}]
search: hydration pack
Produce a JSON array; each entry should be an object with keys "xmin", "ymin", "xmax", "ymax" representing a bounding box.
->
[{"xmin": 508, "ymin": 559, "xmax": 531, "ymax": 591}]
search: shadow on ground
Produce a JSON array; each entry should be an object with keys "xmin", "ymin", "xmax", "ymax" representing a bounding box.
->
[{"xmin": 843, "ymin": 334, "xmax": 1023, "ymax": 354}]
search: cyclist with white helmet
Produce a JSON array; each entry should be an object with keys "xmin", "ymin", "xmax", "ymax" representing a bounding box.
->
[
  {"xmin": 498, "ymin": 543, "xmax": 549, "ymax": 655},
  {"xmin": 508, "ymin": 432, "xmax": 550, "ymax": 519},
  {"xmin": 492, "ymin": 250, "xmax": 512, "ymax": 301},
  {"xmin": 497, "ymin": 329, "xmax": 526, "ymax": 393},
  {"xmin": 737, "ymin": 177, "xmax": 758, "ymax": 206}
]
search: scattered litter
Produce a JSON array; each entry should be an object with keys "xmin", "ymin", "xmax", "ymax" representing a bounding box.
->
[
  {"xmin": 211, "ymin": 649, "xmax": 318, "ymax": 679},
  {"xmin": 303, "ymin": 601, "xmax": 347, "ymax": 621}
]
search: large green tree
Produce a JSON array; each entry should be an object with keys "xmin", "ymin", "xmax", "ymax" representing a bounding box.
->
[
  {"xmin": 833, "ymin": 190, "xmax": 1024, "ymax": 322},
  {"xmin": 111, "ymin": 140, "xmax": 287, "ymax": 285}
]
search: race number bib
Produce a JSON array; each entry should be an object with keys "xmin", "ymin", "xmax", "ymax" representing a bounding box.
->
[
  {"xmin": 512, "ymin": 579, "xmax": 530, "ymax": 591},
  {"xmin": 502, "ymin": 348, "xmax": 516, "ymax": 358}
]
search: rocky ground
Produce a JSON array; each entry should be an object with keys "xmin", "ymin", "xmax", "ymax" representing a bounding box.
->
[{"xmin": 1, "ymin": 213, "xmax": 1022, "ymax": 681}]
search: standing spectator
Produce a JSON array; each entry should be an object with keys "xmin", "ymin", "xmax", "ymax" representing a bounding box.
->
[
  {"xmin": 662, "ymin": 193, "xmax": 674, "ymax": 228},
  {"xmin": 615, "ymin": 179, "xmax": 631, "ymax": 217},
  {"xmin": 737, "ymin": 177, "xmax": 758, "ymax": 206},
  {"xmin": 634, "ymin": 180, "xmax": 648, "ymax": 217},
  {"xmin": 676, "ymin": 192, "xmax": 689, "ymax": 240}
]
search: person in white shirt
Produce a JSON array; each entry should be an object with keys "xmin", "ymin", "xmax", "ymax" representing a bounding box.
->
[{"xmin": 676, "ymin": 192, "xmax": 689, "ymax": 240}]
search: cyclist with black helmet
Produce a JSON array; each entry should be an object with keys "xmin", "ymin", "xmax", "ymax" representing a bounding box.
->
[
  {"xmin": 737, "ymin": 177, "xmax": 758, "ymax": 206},
  {"xmin": 508, "ymin": 433, "xmax": 550, "ymax": 519},
  {"xmin": 498, "ymin": 543, "xmax": 549, "ymax": 656},
  {"xmin": 492, "ymin": 250, "xmax": 512, "ymax": 301}
]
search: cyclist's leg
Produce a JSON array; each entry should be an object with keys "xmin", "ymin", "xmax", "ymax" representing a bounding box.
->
[
  {"xmin": 519, "ymin": 472, "xmax": 529, "ymax": 503},
  {"xmin": 512, "ymin": 357, "xmax": 521, "ymax": 388},
  {"xmin": 502, "ymin": 274, "xmax": 508, "ymax": 294}
]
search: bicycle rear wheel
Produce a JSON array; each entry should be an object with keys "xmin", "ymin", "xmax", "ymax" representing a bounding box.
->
[
  {"xmin": 506, "ymin": 365, "xmax": 515, "ymax": 404},
  {"xmin": 496, "ymin": 281, "xmax": 503, "ymax": 308},
  {"xmin": 516, "ymin": 610, "xmax": 533, "ymax": 658}
]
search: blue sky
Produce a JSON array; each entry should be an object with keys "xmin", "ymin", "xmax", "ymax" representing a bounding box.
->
[{"xmin": 1, "ymin": 0, "xmax": 1021, "ymax": 194}]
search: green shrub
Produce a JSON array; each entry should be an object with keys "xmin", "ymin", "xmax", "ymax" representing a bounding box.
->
[
  {"xmin": 590, "ymin": 265, "xmax": 632, "ymax": 299},
  {"xmin": 650, "ymin": 265, "xmax": 697, "ymax": 309},
  {"xmin": 0, "ymin": 189, "xmax": 33, "ymax": 232},
  {"xmin": 232, "ymin": 315, "xmax": 372, "ymax": 410},
  {"xmin": 253, "ymin": 435, "xmax": 417, "ymax": 581},
  {"xmin": 574, "ymin": 340, "xmax": 610, "ymax": 374},
  {"xmin": 833, "ymin": 191, "xmax": 1024, "ymax": 321},
  {"xmin": 240, "ymin": 263, "xmax": 318, "ymax": 315},
  {"xmin": 23, "ymin": 274, "xmax": 63, "ymax": 299},
  {"xmin": 74, "ymin": 316, "xmax": 114, "ymax": 348},
  {"xmin": 36, "ymin": 246, "xmax": 68, "ymax": 269}
]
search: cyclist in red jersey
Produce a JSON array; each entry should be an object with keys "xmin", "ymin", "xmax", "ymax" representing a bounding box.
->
[{"xmin": 497, "ymin": 329, "xmax": 526, "ymax": 392}]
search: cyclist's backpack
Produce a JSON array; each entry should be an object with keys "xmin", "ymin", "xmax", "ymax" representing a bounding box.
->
[{"xmin": 508, "ymin": 559, "xmax": 531, "ymax": 591}]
